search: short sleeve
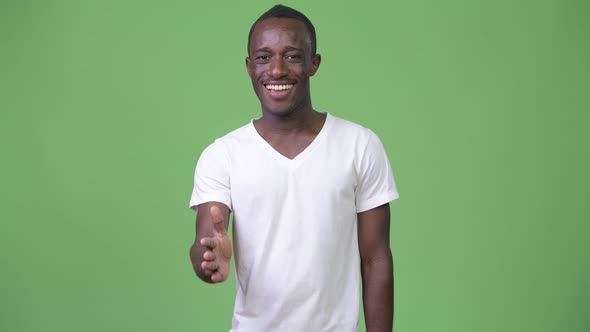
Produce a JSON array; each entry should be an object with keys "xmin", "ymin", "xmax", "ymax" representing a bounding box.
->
[
  {"xmin": 189, "ymin": 141, "xmax": 232, "ymax": 211},
  {"xmin": 355, "ymin": 131, "xmax": 399, "ymax": 213}
]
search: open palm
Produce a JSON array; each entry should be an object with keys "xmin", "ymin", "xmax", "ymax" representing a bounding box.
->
[{"xmin": 200, "ymin": 205, "xmax": 232, "ymax": 283}]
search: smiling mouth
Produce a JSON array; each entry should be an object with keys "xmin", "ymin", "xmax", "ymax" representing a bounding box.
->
[{"xmin": 265, "ymin": 84, "xmax": 294, "ymax": 91}]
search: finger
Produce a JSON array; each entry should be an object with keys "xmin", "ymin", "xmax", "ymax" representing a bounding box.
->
[
  {"xmin": 211, "ymin": 271, "xmax": 224, "ymax": 283},
  {"xmin": 200, "ymin": 237, "xmax": 217, "ymax": 249},
  {"xmin": 201, "ymin": 262, "xmax": 217, "ymax": 277},
  {"xmin": 210, "ymin": 205, "xmax": 227, "ymax": 235},
  {"xmin": 203, "ymin": 250, "xmax": 216, "ymax": 261},
  {"xmin": 201, "ymin": 261, "xmax": 218, "ymax": 271}
]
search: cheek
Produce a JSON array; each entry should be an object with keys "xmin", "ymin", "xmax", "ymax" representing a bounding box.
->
[
  {"xmin": 285, "ymin": 64, "xmax": 305, "ymax": 77},
  {"xmin": 252, "ymin": 66, "xmax": 268, "ymax": 80}
]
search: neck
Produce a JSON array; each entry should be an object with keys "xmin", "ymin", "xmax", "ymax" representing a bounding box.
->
[{"xmin": 257, "ymin": 105, "xmax": 321, "ymax": 134}]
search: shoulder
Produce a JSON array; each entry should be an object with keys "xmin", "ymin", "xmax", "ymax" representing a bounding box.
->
[
  {"xmin": 204, "ymin": 121, "xmax": 255, "ymax": 153},
  {"xmin": 328, "ymin": 113, "xmax": 380, "ymax": 146}
]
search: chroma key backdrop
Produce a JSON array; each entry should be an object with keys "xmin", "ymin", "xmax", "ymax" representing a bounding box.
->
[{"xmin": 1, "ymin": 1, "xmax": 588, "ymax": 331}]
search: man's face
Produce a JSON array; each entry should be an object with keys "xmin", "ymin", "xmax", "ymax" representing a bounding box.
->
[{"xmin": 246, "ymin": 18, "xmax": 320, "ymax": 116}]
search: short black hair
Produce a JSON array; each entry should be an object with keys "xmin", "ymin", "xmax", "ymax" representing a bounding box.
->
[{"xmin": 247, "ymin": 4, "xmax": 317, "ymax": 56}]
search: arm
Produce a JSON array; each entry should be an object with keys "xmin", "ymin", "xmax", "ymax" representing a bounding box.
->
[
  {"xmin": 358, "ymin": 203, "xmax": 394, "ymax": 332},
  {"xmin": 189, "ymin": 201, "xmax": 232, "ymax": 283}
]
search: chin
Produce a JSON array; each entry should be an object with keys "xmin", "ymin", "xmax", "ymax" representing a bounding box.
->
[
  {"xmin": 263, "ymin": 105, "xmax": 298, "ymax": 117},
  {"xmin": 261, "ymin": 98, "xmax": 307, "ymax": 117}
]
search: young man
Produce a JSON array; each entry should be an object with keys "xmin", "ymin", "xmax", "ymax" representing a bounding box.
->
[{"xmin": 189, "ymin": 5, "xmax": 399, "ymax": 332}]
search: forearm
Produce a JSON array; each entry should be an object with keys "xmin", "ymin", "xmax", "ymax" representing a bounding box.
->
[{"xmin": 361, "ymin": 251, "xmax": 394, "ymax": 332}]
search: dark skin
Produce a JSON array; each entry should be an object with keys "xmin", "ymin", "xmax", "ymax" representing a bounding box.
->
[
  {"xmin": 246, "ymin": 17, "xmax": 324, "ymax": 159},
  {"xmin": 189, "ymin": 17, "xmax": 394, "ymax": 331},
  {"xmin": 190, "ymin": 202, "xmax": 231, "ymax": 283},
  {"xmin": 359, "ymin": 203, "xmax": 395, "ymax": 331}
]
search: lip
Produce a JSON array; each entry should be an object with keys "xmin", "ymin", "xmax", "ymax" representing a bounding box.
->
[
  {"xmin": 263, "ymin": 82, "xmax": 295, "ymax": 100},
  {"xmin": 264, "ymin": 81, "xmax": 295, "ymax": 85},
  {"xmin": 265, "ymin": 87, "xmax": 291, "ymax": 100}
]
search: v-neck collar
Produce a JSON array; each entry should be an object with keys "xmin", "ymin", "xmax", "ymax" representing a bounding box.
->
[{"xmin": 249, "ymin": 112, "xmax": 334, "ymax": 168}]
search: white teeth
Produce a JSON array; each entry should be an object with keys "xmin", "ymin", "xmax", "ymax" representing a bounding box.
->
[{"xmin": 266, "ymin": 84, "xmax": 293, "ymax": 91}]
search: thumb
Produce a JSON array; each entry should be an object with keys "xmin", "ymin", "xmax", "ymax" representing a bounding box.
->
[{"xmin": 210, "ymin": 205, "xmax": 227, "ymax": 235}]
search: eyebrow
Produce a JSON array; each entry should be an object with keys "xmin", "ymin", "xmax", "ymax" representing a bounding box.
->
[
  {"xmin": 253, "ymin": 46, "xmax": 305, "ymax": 53},
  {"xmin": 253, "ymin": 47, "xmax": 271, "ymax": 53},
  {"xmin": 285, "ymin": 46, "xmax": 304, "ymax": 52}
]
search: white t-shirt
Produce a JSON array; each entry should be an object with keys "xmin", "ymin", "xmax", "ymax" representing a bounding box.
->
[{"xmin": 190, "ymin": 113, "xmax": 399, "ymax": 332}]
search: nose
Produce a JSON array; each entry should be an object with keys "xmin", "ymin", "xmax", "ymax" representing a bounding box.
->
[{"xmin": 269, "ymin": 56, "xmax": 288, "ymax": 78}]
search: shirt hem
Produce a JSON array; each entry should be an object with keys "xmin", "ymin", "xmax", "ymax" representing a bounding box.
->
[
  {"xmin": 356, "ymin": 191, "xmax": 399, "ymax": 213},
  {"xmin": 189, "ymin": 195, "xmax": 232, "ymax": 211}
]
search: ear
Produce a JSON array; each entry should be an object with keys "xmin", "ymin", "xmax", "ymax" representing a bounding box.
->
[{"xmin": 310, "ymin": 54, "xmax": 321, "ymax": 76}]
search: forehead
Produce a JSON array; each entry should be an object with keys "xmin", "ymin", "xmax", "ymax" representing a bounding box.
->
[{"xmin": 250, "ymin": 18, "xmax": 311, "ymax": 51}]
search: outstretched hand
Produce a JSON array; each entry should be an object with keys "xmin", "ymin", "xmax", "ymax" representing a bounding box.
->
[{"xmin": 199, "ymin": 205, "xmax": 232, "ymax": 283}]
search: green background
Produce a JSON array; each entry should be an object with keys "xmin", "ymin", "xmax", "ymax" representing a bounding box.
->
[{"xmin": 1, "ymin": 0, "xmax": 588, "ymax": 331}]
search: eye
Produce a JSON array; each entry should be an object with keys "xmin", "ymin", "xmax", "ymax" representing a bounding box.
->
[
  {"xmin": 285, "ymin": 54, "xmax": 303, "ymax": 62},
  {"xmin": 254, "ymin": 55, "xmax": 271, "ymax": 64}
]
